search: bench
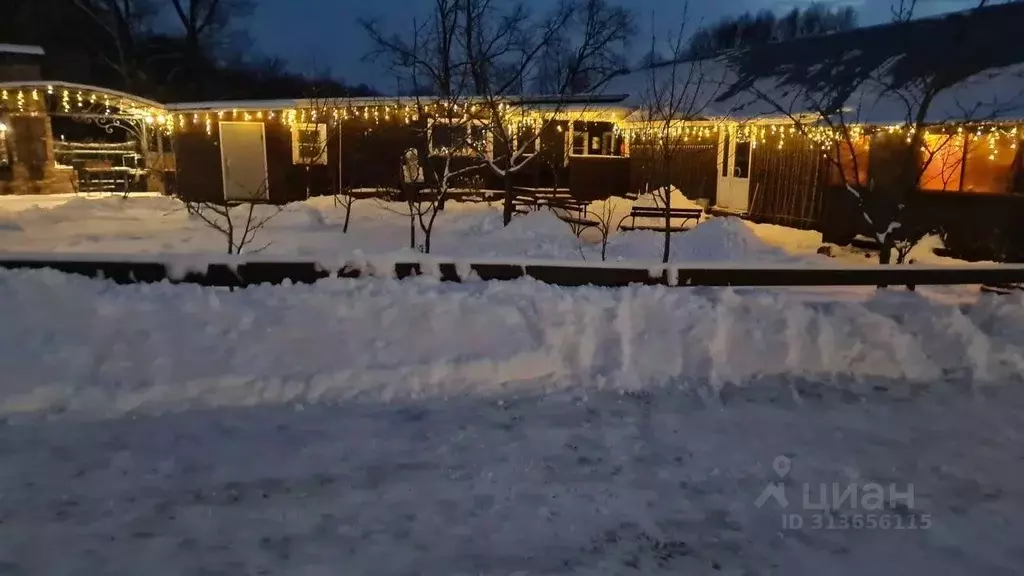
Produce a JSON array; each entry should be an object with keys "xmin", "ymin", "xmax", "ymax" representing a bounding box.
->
[
  {"xmin": 512, "ymin": 193, "xmax": 587, "ymax": 215},
  {"xmin": 619, "ymin": 206, "xmax": 703, "ymax": 233}
]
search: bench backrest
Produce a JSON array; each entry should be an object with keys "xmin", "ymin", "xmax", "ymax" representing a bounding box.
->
[{"xmin": 630, "ymin": 206, "xmax": 703, "ymax": 218}]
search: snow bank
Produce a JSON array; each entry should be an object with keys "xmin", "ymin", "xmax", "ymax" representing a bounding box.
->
[
  {"xmin": 608, "ymin": 217, "xmax": 805, "ymax": 263},
  {"xmin": 1, "ymin": 268, "xmax": 1022, "ymax": 417},
  {"xmin": 3, "ymin": 269, "xmax": 1024, "ymax": 575},
  {"xmin": 0, "ymin": 194, "xmax": 979, "ymax": 268},
  {"xmin": 634, "ymin": 186, "xmax": 706, "ymax": 212}
]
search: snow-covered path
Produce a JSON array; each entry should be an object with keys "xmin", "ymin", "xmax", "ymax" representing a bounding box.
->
[
  {"xmin": 2, "ymin": 269, "xmax": 1024, "ymax": 574},
  {"xmin": 3, "ymin": 385, "xmax": 1024, "ymax": 575}
]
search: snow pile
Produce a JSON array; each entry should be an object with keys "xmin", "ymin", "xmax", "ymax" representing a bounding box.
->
[
  {"xmin": 1, "ymin": 268, "xmax": 1021, "ymax": 417},
  {"xmin": 608, "ymin": 217, "xmax": 805, "ymax": 263},
  {"xmin": 633, "ymin": 186, "xmax": 707, "ymax": 212},
  {"xmin": 0, "ymin": 194, "xmax": 979, "ymax": 267}
]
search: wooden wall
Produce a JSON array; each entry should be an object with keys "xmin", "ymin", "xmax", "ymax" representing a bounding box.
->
[
  {"xmin": 628, "ymin": 135, "xmax": 719, "ymax": 203},
  {"xmin": 747, "ymin": 131, "xmax": 830, "ymax": 229},
  {"xmin": 171, "ymin": 115, "xmax": 633, "ymax": 203},
  {"xmin": 570, "ymin": 156, "xmax": 630, "ymax": 200},
  {"xmin": 173, "ymin": 119, "xmax": 341, "ymax": 204},
  {"xmin": 172, "ymin": 123, "xmax": 224, "ymax": 203}
]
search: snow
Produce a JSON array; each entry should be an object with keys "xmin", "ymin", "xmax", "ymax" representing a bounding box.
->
[
  {"xmin": 2, "ymin": 269, "xmax": 1024, "ymax": 573},
  {"xmin": 606, "ymin": 217, "xmax": 802, "ymax": 263},
  {"xmin": 0, "ymin": 194, "xmax": 809, "ymax": 265},
  {"xmin": 0, "ymin": 43, "xmax": 45, "ymax": 56}
]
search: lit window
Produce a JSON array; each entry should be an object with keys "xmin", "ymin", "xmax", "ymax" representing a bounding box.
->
[
  {"xmin": 292, "ymin": 123, "xmax": 328, "ymax": 165},
  {"xmin": 572, "ymin": 131, "xmax": 588, "ymax": 155},
  {"xmin": 515, "ymin": 128, "xmax": 538, "ymax": 155},
  {"xmin": 428, "ymin": 119, "xmax": 490, "ymax": 157},
  {"xmin": 733, "ymin": 141, "xmax": 751, "ymax": 179},
  {"xmin": 0, "ymin": 127, "xmax": 9, "ymax": 167},
  {"xmin": 961, "ymin": 134, "xmax": 1016, "ymax": 193},
  {"xmin": 920, "ymin": 134, "xmax": 965, "ymax": 192},
  {"xmin": 829, "ymin": 136, "xmax": 871, "ymax": 186}
]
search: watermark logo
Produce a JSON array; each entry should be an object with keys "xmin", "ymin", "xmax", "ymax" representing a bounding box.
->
[{"xmin": 756, "ymin": 456, "xmax": 932, "ymax": 531}]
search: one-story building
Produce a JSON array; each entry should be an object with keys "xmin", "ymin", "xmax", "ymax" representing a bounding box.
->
[{"xmin": 3, "ymin": 2, "xmax": 1024, "ymax": 260}]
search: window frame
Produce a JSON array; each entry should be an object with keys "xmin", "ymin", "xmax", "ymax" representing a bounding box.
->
[
  {"xmin": 291, "ymin": 122, "xmax": 329, "ymax": 165},
  {"xmin": 427, "ymin": 117, "xmax": 493, "ymax": 159}
]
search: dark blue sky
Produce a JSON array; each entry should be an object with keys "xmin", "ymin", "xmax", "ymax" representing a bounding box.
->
[{"xmin": 245, "ymin": 0, "xmax": 980, "ymax": 90}]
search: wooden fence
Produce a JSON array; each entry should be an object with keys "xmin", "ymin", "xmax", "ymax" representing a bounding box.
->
[{"xmin": 3, "ymin": 256, "xmax": 1024, "ymax": 290}]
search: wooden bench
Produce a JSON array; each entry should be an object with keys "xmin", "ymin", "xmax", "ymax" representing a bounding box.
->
[
  {"xmin": 619, "ymin": 206, "xmax": 703, "ymax": 233},
  {"xmin": 512, "ymin": 193, "xmax": 596, "ymax": 232},
  {"xmin": 513, "ymin": 193, "xmax": 586, "ymax": 214}
]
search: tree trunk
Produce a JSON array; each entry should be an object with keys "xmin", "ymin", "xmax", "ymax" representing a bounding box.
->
[
  {"xmin": 342, "ymin": 197, "xmax": 352, "ymax": 233},
  {"xmin": 662, "ymin": 180, "xmax": 672, "ymax": 264},
  {"xmin": 409, "ymin": 211, "xmax": 416, "ymax": 249},
  {"xmin": 502, "ymin": 175, "xmax": 515, "ymax": 226}
]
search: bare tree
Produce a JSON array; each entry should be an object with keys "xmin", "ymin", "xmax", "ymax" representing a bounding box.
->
[
  {"xmin": 184, "ymin": 183, "xmax": 281, "ymax": 254},
  {"xmin": 168, "ymin": 0, "xmax": 254, "ymax": 93},
  {"xmin": 465, "ymin": 0, "xmax": 635, "ymax": 225},
  {"xmin": 588, "ymin": 198, "xmax": 629, "ymax": 261},
  {"xmin": 364, "ymin": 2, "xmax": 491, "ymax": 253},
  {"xmin": 293, "ymin": 89, "xmax": 335, "ymax": 200},
  {"xmin": 334, "ymin": 188, "xmax": 357, "ymax": 234},
  {"xmin": 72, "ymin": 0, "xmax": 157, "ymax": 91},
  {"xmin": 635, "ymin": 6, "xmax": 729, "ymax": 263},
  {"xmin": 364, "ymin": 0, "xmax": 635, "ymax": 226}
]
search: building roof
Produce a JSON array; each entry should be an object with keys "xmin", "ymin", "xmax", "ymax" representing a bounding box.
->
[
  {"xmin": 0, "ymin": 81, "xmax": 165, "ymax": 117},
  {"xmin": 605, "ymin": 2, "xmax": 1024, "ymax": 125},
  {"xmin": 718, "ymin": 1, "xmax": 1024, "ymax": 123},
  {"xmin": 164, "ymin": 93, "xmax": 631, "ymax": 113},
  {"xmin": 0, "ymin": 44, "xmax": 45, "ymax": 56}
]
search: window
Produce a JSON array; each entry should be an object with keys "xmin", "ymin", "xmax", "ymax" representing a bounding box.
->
[
  {"xmin": 601, "ymin": 133, "xmax": 616, "ymax": 156},
  {"xmin": 829, "ymin": 137, "xmax": 871, "ymax": 186},
  {"xmin": 569, "ymin": 121, "xmax": 620, "ymax": 157},
  {"xmin": 920, "ymin": 134, "xmax": 964, "ymax": 192},
  {"xmin": 961, "ymin": 135, "xmax": 1015, "ymax": 193},
  {"xmin": 428, "ymin": 119, "xmax": 491, "ymax": 157},
  {"xmin": 0, "ymin": 122, "xmax": 9, "ymax": 167},
  {"xmin": 733, "ymin": 141, "xmax": 751, "ymax": 179},
  {"xmin": 515, "ymin": 128, "xmax": 538, "ymax": 155},
  {"xmin": 572, "ymin": 131, "xmax": 589, "ymax": 155},
  {"xmin": 721, "ymin": 130, "xmax": 731, "ymax": 177},
  {"xmin": 292, "ymin": 123, "xmax": 328, "ymax": 165}
]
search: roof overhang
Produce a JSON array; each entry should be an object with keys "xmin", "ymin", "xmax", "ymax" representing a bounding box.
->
[
  {"xmin": 0, "ymin": 81, "xmax": 165, "ymax": 118},
  {"xmin": 165, "ymin": 93, "xmax": 632, "ymax": 113}
]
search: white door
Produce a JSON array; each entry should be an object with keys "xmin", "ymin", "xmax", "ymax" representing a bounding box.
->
[
  {"xmin": 219, "ymin": 122, "xmax": 269, "ymax": 201},
  {"xmin": 716, "ymin": 126, "xmax": 752, "ymax": 213}
]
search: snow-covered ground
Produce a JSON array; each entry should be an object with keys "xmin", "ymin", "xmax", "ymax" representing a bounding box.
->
[
  {"xmin": 2, "ymin": 194, "xmax": 1022, "ymax": 574},
  {"xmin": 2, "ymin": 269, "xmax": 1024, "ymax": 574},
  {"xmin": 0, "ymin": 193, "xmax": 845, "ymax": 264}
]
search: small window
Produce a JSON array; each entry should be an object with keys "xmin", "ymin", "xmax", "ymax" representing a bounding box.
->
[
  {"xmin": 515, "ymin": 128, "xmax": 538, "ymax": 156},
  {"xmin": 601, "ymin": 133, "xmax": 615, "ymax": 156},
  {"xmin": 920, "ymin": 134, "xmax": 964, "ymax": 192},
  {"xmin": 721, "ymin": 131, "xmax": 731, "ymax": 177},
  {"xmin": 572, "ymin": 132, "xmax": 588, "ymax": 155},
  {"xmin": 0, "ymin": 124, "xmax": 10, "ymax": 167},
  {"xmin": 429, "ymin": 120, "xmax": 490, "ymax": 157},
  {"xmin": 292, "ymin": 123, "xmax": 328, "ymax": 165},
  {"xmin": 734, "ymin": 141, "xmax": 751, "ymax": 179}
]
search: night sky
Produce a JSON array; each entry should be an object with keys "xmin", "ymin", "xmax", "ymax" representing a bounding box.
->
[{"xmin": 245, "ymin": 0, "xmax": 983, "ymax": 90}]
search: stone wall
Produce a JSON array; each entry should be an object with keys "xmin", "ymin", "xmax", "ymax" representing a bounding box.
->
[{"xmin": 0, "ymin": 112, "xmax": 75, "ymax": 196}]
